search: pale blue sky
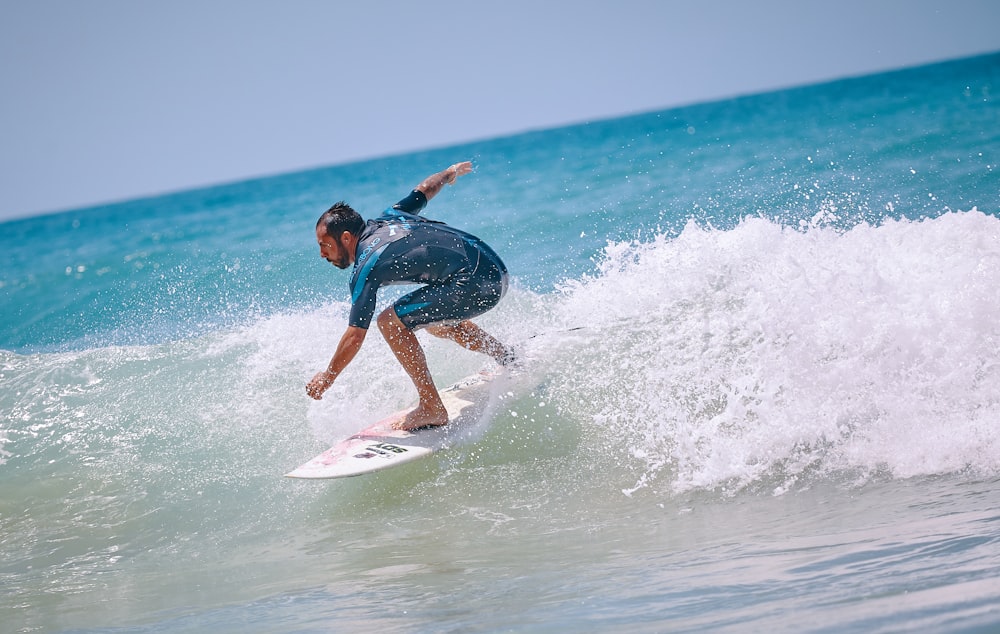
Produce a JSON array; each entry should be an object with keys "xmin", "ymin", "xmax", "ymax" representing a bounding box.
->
[{"xmin": 1, "ymin": 0, "xmax": 998, "ymax": 221}]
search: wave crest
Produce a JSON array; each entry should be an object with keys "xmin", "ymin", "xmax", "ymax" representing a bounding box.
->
[{"xmin": 546, "ymin": 209, "xmax": 1000, "ymax": 494}]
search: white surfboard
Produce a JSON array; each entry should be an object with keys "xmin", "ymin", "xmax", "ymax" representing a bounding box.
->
[{"xmin": 286, "ymin": 369, "xmax": 500, "ymax": 479}]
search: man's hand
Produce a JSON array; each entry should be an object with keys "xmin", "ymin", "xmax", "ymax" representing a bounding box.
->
[
  {"xmin": 306, "ymin": 371, "xmax": 335, "ymax": 400},
  {"xmin": 447, "ymin": 161, "xmax": 473, "ymax": 184}
]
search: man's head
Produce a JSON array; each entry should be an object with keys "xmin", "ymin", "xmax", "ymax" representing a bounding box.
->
[{"xmin": 316, "ymin": 201, "xmax": 364, "ymax": 269}]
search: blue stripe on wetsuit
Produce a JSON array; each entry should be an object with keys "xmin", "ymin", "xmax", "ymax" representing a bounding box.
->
[
  {"xmin": 394, "ymin": 301, "xmax": 432, "ymax": 317},
  {"xmin": 351, "ymin": 242, "xmax": 390, "ymax": 304}
]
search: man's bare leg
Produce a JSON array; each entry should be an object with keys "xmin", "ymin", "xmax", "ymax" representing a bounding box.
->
[
  {"xmin": 377, "ymin": 308, "xmax": 449, "ymax": 430},
  {"xmin": 425, "ymin": 320, "xmax": 515, "ymax": 364}
]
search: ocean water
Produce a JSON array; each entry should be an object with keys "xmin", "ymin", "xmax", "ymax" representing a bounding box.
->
[{"xmin": 2, "ymin": 52, "xmax": 1000, "ymax": 633}]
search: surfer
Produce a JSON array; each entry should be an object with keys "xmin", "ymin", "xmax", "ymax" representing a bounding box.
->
[{"xmin": 306, "ymin": 161, "xmax": 513, "ymax": 430}]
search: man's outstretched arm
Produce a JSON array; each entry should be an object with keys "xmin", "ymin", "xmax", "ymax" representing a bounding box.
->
[{"xmin": 415, "ymin": 161, "xmax": 473, "ymax": 202}]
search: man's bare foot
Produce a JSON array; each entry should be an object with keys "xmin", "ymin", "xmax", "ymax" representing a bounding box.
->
[{"xmin": 393, "ymin": 401, "xmax": 449, "ymax": 431}]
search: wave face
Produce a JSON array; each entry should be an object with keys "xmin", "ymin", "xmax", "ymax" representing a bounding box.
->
[{"xmin": 3, "ymin": 211, "xmax": 999, "ymax": 632}]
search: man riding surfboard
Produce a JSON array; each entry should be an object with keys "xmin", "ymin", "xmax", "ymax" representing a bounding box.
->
[{"xmin": 306, "ymin": 162, "xmax": 514, "ymax": 430}]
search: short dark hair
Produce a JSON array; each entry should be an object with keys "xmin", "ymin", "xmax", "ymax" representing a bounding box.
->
[{"xmin": 316, "ymin": 201, "xmax": 364, "ymax": 237}]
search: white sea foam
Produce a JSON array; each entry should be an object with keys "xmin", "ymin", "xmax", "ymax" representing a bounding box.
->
[{"xmin": 547, "ymin": 209, "xmax": 1000, "ymax": 494}]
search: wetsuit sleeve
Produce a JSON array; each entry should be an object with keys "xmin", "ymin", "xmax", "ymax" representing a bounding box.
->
[
  {"xmin": 347, "ymin": 236, "xmax": 393, "ymax": 329},
  {"xmin": 392, "ymin": 189, "xmax": 428, "ymax": 215},
  {"xmin": 348, "ymin": 281, "xmax": 378, "ymax": 329}
]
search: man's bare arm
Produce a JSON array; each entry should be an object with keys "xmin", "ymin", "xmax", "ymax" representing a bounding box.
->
[
  {"xmin": 306, "ymin": 325, "xmax": 368, "ymax": 400},
  {"xmin": 415, "ymin": 161, "xmax": 473, "ymax": 201}
]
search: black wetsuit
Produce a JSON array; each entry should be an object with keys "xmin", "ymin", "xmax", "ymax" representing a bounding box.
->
[{"xmin": 347, "ymin": 190, "xmax": 508, "ymax": 330}]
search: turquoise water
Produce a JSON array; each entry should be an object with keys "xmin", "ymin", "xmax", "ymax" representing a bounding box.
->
[{"xmin": 2, "ymin": 52, "xmax": 1000, "ymax": 632}]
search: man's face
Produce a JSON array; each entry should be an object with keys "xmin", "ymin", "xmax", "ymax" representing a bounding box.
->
[{"xmin": 316, "ymin": 226, "xmax": 353, "ymax": 269}]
